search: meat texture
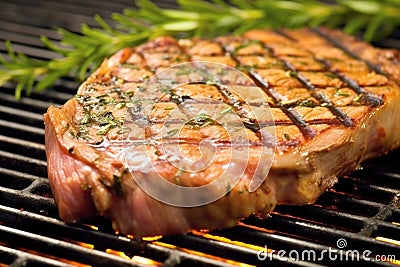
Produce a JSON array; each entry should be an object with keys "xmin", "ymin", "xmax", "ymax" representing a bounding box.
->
[{"xmin": 44, "ymin": 27, "xmax": 400, "ymax": 237}]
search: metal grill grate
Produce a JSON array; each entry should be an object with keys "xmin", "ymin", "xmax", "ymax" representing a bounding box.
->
[{"xmin": 1, "ymin": 1, "xmax": 400, "ymax": 266}]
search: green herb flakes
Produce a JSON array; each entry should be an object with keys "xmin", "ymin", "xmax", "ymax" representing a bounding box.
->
[
  {"xmin": 283, "ymin": 133, "xmax": 290, "ymax": 140},
  {"xmin": 335, "ymin": 89, "xmax": 350, "ymax": 97}
]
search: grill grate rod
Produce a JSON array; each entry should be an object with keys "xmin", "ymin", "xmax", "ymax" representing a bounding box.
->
[
  {"xmin": 359, "ymin": 194, "xmax": 400, "ymax": 237},
  {"xmin": 0, "ymin": 246, "xmax": 74, "ymax": 267},
  {"xmin": 0, "ymin": 205, "xmax": 241, "ymax": 267},
  {"xmin": 0, "ymin": 224, "xmax": 139, "ymax": 267}
]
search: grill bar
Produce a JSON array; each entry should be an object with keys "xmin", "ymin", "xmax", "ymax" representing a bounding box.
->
[
  {"xmin": 0, "ymin": 224, "xmax": 139, "ymax": 267},
  {"xmin": 0, "ymin": 205, "xmax": 238, "ymax": 267},
  {"xmin": 0, "ymin": 246, "xmax": 74, "ymax": 267}
]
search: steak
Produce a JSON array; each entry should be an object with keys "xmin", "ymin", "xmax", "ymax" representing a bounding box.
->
[{"xmin": 44, "ymin": 27, "xmax": 400, "ymax": 237}]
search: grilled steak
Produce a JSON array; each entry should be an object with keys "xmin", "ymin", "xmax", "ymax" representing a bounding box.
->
[{"xmin": 44, "ymin": 27, "xmax": 400, "ymax": 237}]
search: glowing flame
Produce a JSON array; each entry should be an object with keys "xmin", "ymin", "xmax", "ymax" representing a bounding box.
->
[
  {"xmin": 132, "ymin": 256, "xmax": 162, "ymax": 266},
  {"xmin": 376, "ymin": 236, "xmax": 400, "ymax": 246},
  {"xmin": 106, "ymin": 249, "xmax": 161, "ymax": 266},
  {"xmin": 106, "ymin": 249, "xmax": 131, "ymax": 260},
  {"xmin": 142, "ymin": 235, "xmax": 163, "ymax": 241},
  {"xmin": 88, "ymin": 225, "xmax": 99, "ymax": 231},
  {"xmin": 79, "ymin": 223, "xmax": 99, "ymax": 231},
  {"xmin": 192, "ymin": 230, "xmax": 266, "ymax": 252},
  {"xmin": 75, "ymin": 241, "xmax": 94, "ymax": 249},
  {"xmin": 61, "ymin": 238, "xmax": 95, "ymax": 249}
]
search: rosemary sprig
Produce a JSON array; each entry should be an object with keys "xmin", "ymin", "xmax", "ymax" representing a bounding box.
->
[{"xmin": 1, "ymin": 0, "xmax": 400, "ymax": 99}]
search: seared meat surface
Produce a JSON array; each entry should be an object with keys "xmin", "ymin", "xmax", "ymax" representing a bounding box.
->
[{"xmin": 44, "ymin": 28, "xmax": 400, "ymax": 237}]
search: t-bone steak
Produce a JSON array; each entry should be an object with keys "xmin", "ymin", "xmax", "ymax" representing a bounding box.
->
[{"xmin": 44, "ymin": 27, "xmax": 400, "ymax": 237}]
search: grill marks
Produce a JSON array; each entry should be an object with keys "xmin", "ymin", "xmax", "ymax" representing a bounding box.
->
[
  {"xmin": 264, "ymin": 34, "xmax": 353, "ymax": 128},
  {"xmin": 248, "ymin": 70, "xmax": 316, "ymax": 139},
  {"xmin": 280, "ymin": 29, "xmax": 387, "ymax": 108},
  {"xmin": 82, "ymin": 28, "xmax": 388, "ymax": 146},
  {"xmin": 216, "ymin": 37, "xmax": 316, "ymax": 139},
  {"xmin": 300, "ymin": 29, "xmax": 385, "ymax": 108},
  {"xmin": 243, "ymin": 29, "xmax": 387, "ymax": 133}
]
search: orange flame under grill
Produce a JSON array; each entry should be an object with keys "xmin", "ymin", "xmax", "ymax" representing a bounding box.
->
[{"xmin": 106, "ymin": 249, "xmax": 162, "ymax": 266}]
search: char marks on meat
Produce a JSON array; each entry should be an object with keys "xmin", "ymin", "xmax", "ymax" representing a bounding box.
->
[{"xmin": 44, "ymin": 28, "xmax": 400, "ymax": 237}]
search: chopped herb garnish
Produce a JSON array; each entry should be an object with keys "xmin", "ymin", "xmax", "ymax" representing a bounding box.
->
[
  {"xmin": 81, "ymin": 113, "xmax": 90, "ymax": 124},
  {"xmin": 283, "ymin": 133, "xmax": 291, "ymax": 140},
  {"xmin": 122, "ymin": 91, "xmax": 134, "ymax": 98},
  {"xmin": 164, "ymin": 106, "xmax": 175, "ymax": 110},
  {"xmin": 113, "ymin": 77, "xmax": 125, "ymax": 84},
  {"xmin": 237, "ymin": 65, "xmax": 252, "ymax": 72},
  {"xmin": 115, "ymin": 102, "xmax": 125, "ymax": 109},
  {"xmin": 200, "ymin": 120, "xmax": 213, "ymax": 128},
  {"xmin": 69, "ymin": 130, "xmax": 77, "ymax": 138},
  {"xmin": 97, "ymin": 124, "xmax": 113, "ymax": 135},
  {"xmin": 159, "ymin": 85, "xmax": 174, "ymax": 95},
  {"xmin": 287, "ymin": 70, "xmax": 297, "ymax": 78},
  {"xmin": 220, "ymin": 106, "xmax": 233, "ymax": 115},
  {"xmin": 324, "ymin": 72, "xmax": 337, "ymax": 79},
  {"xmin": 335, "ymin": 89, "xmax": 350, "ymax": 97},
  {"xmin": 186, "ymin": 113, "xmax": 214, "ymax": 129},
  {"xmin": 96, "ymin": 94, "xmax": 108, "ymax": 99},
  {"xmin": 69, "ymin": 128, "xmax": 90, "ymax": 140},
  {"xmin": 74, "ymin": 91, "xmax": 129, "ymax": 138},
  {"xmin": 353, "ymin": 94, "xmax": 362, "ymax": 102},
  {"xmin": 298, "ymin": 99, "xmax": 317, "ymax": 107}
]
